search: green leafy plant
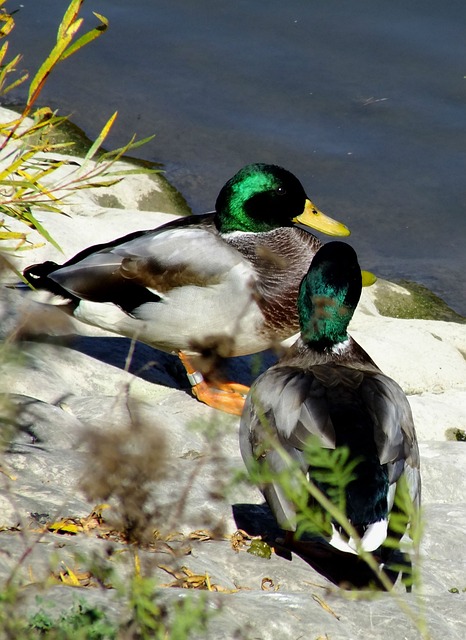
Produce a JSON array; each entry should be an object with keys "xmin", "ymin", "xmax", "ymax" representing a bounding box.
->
[
  {"xmin": 29, "ymin": 599, "xmax": 118, "ymax": 640},
  {"xmin": 121, "ymin": 571, "xmax": 210, "ymax": 640}
]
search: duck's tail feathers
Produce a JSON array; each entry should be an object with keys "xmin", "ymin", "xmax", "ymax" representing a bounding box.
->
[
  {"xmin": 23, "ymin": 261, "xmax": 59, "ymax": 288},
  {"xmin": 4, "ymin": 262, "xmax": 59, "ymax": 291},
  {"xmin": 329, "ymin": 519, "xmax": 388, "ymax": 555},
  {"xmin": 16, "ymin": 261, "xmax": 78, "ymax": 303},
  {"xmin": 10, "ymin": 260, "xmax": 79, "ymax": 304}
]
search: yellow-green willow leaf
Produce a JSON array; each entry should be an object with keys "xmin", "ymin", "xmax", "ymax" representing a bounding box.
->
[
  {"xmin": 84, "ymin": 111, "xmax": 118, "ymax": 161},
  {"xmin": 60, "ymin": 12, "xmax": 109, "ymax": 62}
]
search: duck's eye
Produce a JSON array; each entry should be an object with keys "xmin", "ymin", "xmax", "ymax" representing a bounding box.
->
[{"xmin": 276, "ymin": 186, "xmax": 287, "ymax": 196}]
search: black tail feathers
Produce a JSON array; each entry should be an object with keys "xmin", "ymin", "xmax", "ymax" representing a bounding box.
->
[
  {"xmin": 23, "ymin": 261, "xmax": 59, "ymax": 285},
  {"xmin": 22, "ymin": 261, "xmax": 77, "ymax": 301}
]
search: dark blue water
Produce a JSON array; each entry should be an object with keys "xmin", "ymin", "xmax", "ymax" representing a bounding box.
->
[{"xmin": 8, "ymin": 0, "xmax": 466, "ymax": 314}]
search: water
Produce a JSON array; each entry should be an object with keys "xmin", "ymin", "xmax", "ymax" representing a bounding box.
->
[{"xmin": 8, "ymin": 0, "xmax": 466, "ymax": 314}]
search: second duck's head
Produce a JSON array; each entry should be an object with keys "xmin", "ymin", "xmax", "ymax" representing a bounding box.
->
[{"xmin": 298, "ymin": 241, "xmax": 362, "ymax": 350}]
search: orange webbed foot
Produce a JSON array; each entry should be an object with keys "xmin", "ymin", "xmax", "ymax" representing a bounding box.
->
[
  {"xmin": 178, "ymin": 351, "xmax": 249, "ymax": 415},
  {"xmin": 191, "ymin": 380, "xmax": 248, "ymax": 416}
]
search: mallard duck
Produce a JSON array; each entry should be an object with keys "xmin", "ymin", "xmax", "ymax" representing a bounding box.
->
[
  {"xmin": 239, "ymin": 241, "xmax": 420, "ymax": 556},
  {"xmin": 22, "ymin": 163, "xmax": 350, "ymax": 415}
]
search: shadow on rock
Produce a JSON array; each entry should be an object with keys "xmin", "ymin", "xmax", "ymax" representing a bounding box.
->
[
  {"xmin": 34, "ymin": 334, "xmax": 278, "ymax": 394},
  {"xmin": 232, "ymin": 502, "xmax": 410, "ymax": 591}
]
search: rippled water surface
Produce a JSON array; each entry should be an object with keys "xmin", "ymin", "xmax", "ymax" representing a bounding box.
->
[{"xmin": 9, "ymin": 0, "xmax": 466, "ymax": 314}]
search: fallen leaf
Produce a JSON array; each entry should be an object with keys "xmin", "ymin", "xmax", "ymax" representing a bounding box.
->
[
  {"xmin": 158, "ymin": 564, "xmax": 236, "ymax": 592},
  {"xmin": 229, "ymin": 529, "xmax": 254, "ymax": 552},
  {"xmin": 261, "ymin": 577, "xmax": 279, "ymax": 591},
  {"xmin": 54, "ymin": 563, "xmax": 95, "ymax": 588},
  {"xmin": 188, "ymin": 529, "xmax": 217, "ymax": 541}
]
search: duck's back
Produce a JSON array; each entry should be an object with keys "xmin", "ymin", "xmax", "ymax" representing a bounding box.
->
[{"xmin": 240, "ymin": 360, "xmax": 420, "ymax": 551}]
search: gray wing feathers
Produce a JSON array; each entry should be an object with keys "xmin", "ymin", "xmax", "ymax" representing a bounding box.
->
[
  {"xmin": 49, "ymin": 226, "xmax": 247, "ymax": 299},
  {"xmin": 240, "ymin": 390, "xmax": 309, "ymax": 531},
  {"xmin": 240, "ymin": 368, "xmax": 336, "ymax": 533},
  {"xmin": 113, "ymin": 227, "xmax": 243, "ymax": 276},
  {"xmin": 361, "ymin": 373, "xmax": 420, "ymax": 504},
  {"xmin": 361, "ymin": 374, "xmax": 417, "ymax": 464},
  {"xmin": 249, "ymin": 368, "xmax": 336, "ymax": 450},
  {"xmin": 259, "ymin": 448, "xmax": 308, "ymax": 531}
]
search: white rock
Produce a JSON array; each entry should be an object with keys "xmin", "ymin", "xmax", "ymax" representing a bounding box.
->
[{"xmin": 409, "ymin": 390, "xmax": 466, "ymax": 440}]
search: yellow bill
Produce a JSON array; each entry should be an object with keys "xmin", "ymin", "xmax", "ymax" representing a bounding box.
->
[
  {"xmin": 361, "ymin": 270, "xmax": 377, "ymax": 287},
  {"xmin": 293, "ymin": 198, "xmax": 350, "ymax": 237}
]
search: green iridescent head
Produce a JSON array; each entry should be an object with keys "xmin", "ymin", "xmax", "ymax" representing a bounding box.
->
[
  {"xmin": 215, "ymin": 163, "xmax": 350, "ymax": 236},
  {"xmin": 215, "ymin": 163, "xmax": 306, "ymax": 233},
  {"xmin": 298, "ymin": 241, "xmax": 362, "ymax": 349}
]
